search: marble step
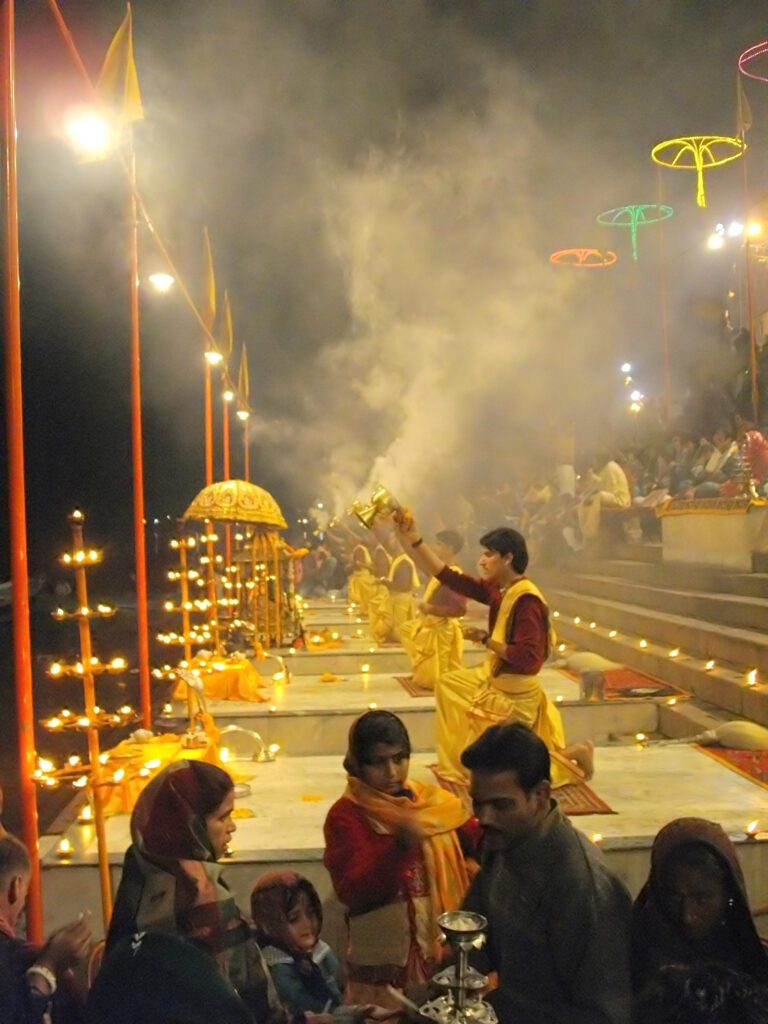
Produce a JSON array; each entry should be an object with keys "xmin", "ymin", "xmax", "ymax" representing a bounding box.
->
[
  {"xmin": 542, "ymin": 559, "xmax": 768, "ymax": 599},
  {"xmin": 39, "ymin": 745, "xmax": 768, "ymax": 942},
  {"xmin": 553, "ymin": 617, "xmax": 768, "ymax": 728},
  {"xmin": 546, "ymin": 573, "xmax": 768, "ymax": 632},
  {"xmin": 547, "ymin": 587, "xmax": 768, "ymax": 676},
  {"xmin": 161, "ymin": 664, "xmax": 662, "ymax": 755}
]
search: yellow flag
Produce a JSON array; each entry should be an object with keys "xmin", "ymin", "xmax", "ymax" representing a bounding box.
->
[
  {"xmin": 737, "ymin": 74, "xmax": 752, "ymax": 138},
  {"xmin": 201, "ymin": 227, "xmax": 216, "ymax": 335},
  {"xmin": 238, "ymin": 345, "xmax": 250, "ymax": 403},
  {"xmin": 97, "ymin": 4, "xmax": 144, "ymax": 127},
  {"xmin": 218, "ymin": 291, "xmax": 234, "ymax": 361}
]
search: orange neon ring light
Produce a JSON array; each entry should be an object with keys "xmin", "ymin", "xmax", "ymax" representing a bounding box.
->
[
  {"xmin": 549, "ymin": 248, "xmax": 617, "ymax": 268},
  {"xmin": 651, "ymin": 135, "xmax": 745, "ymax": 208}
]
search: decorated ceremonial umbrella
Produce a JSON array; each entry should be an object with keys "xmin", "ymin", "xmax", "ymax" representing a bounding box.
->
[
  {"xmin": 596, "ymin": 204, "xmax": 673, "ymax": 261},
  {"xmin": 651, "ymin": 135, "xmax": 744, "ymax": 208},
  {"xmin": 549, "ymin": 248, "xmax": 617, "ymax": 268},
  {"xmin": 184, "ymin": 480, "xmax": 289, "ymax": 645}
]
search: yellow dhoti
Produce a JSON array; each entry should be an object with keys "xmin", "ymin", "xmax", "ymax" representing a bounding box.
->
[
  {"xmin": 435, "ymin": 577, "xmax": 578, "ymax": 788},
  {"xmin": 399, "ymin": 614, "xmax": 464, "ymax": 691},
  {"xmin": 368, "ymin": 582, "xmax": 395, "ymax": 643},
  {"xmin": 368, "ymin": 553, "xmax": 420, "ymax": 644},
  {"xmin": 348, "ymin": 567, "xmax": 378, "ymax": 615}
]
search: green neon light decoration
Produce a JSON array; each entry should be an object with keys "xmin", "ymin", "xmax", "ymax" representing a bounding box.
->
[{"xmin": 596, "ymin": 204, "xmax": 673, "ymax": 261}]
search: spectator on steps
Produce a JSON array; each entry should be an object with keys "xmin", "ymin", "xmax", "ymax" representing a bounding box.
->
[
  {"xmin": 631, "ymin": 817, "xmax": 768, "ymax": 994},
  {"xmin": 691, "ymin": 427, "xmax": 741, "ymax": 498}
]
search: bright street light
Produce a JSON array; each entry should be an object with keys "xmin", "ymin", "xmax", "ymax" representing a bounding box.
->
[
  {"xmin": 65, "ymin": 112, "xmax": 112, "ymax": 158},
  {"xmin": 620, "ymin": 362, "xmax": 632, "ymax": 374},
  {"xmin": 746, "ymin": 221, "xmax": 763, "ymax": 238},
  {"xmin": 204, "ymin": 349, "xmax": 223, "ymax": 365},
  {"xmin": 630, "ymin": 390, "xmax": 644, "ymax": 402},
  {"xmin": 236, "ymin": 409, "xmax": 250, "ymax": 421},
  {"xmin": 148, "ymin": 272, "xmax": 174, "ymax": 293},
  {"xmin": 707, "ymin": 233, "xmax": 725, "ymax": 250},
  {"xmin": 222, "ymin": 389, "xmax": 235, "ymax": 402},
  {"xmin": 727, "ymin": 221, "xmax": 744, "ymax": 238}
]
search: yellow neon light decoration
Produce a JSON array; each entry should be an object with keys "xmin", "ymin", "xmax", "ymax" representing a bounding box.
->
[{"xmin": 651, "ymin": 135, "xmax": 745, "ymax": 208}]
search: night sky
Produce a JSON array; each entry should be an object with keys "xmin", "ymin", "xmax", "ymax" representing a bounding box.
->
[{"xmin": 5, "ymin": 0, "xmax": 768, "ymax": 576}]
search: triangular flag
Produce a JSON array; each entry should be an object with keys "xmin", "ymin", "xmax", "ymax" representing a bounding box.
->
[
  {"xmin": 238, "ymin": 345, "xmax": 250, "ymax": 404},
  {"xmin": 97, "ymin": 4, "xmax": 144, "ymax": 128},
  {"xmin": 201, "ymin": 227, "xmax": 216, "ymax": 336},
  {"xmin": 218, "ymin": 291, "xmax": 234, "ymax": 361},
  {"xmin": 737, "ymin": 74, "xmax": 753, "ymax": 138}
]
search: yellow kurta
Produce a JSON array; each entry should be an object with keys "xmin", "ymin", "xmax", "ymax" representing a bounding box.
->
[
  {"xmin": 399, "ymin": 574, "xmax": 464, "ymax": 691},
  {"xmin": 348, "ymin": 545, "xmax": 379, "ymax": 614},
  {"xmin": 368, "ymin": 553, "xmax": 420, "ymax": 643},
  {"xmin": 434, "ymin": 578, "xmax": 578, "ymax": 788}
]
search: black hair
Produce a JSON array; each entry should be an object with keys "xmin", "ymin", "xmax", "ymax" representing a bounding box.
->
[
  {"xmin": 657, "ymin": 842, "xmax": 734, "ymax": 901},
  {"xmin": 633, "ymin": 963, "xmax": 768, "ymax": 1024},
  {"xmin": 343, "ymin": 710, "xmax": 411, "ymax": 774},
  {"xmin": 435, "ymin": 529, "xmax": 464, "ymax": 554},
  {"xmin": 460, "ymin": 722, "xmax": 550, "ymax": 793},
  {"xmin": 713, "ymin": 425, "xmax": 734, "ymax": 441},
  {"xmin": 478, "ymin": 528, "xmax": 528, "ymax": 573},
  {"xmin": 0, "ymin": 835, "xmax": 30, "ymax": 887}
]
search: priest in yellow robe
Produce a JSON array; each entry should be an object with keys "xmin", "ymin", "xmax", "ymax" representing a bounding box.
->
[
  {"xmin": 398, "ymin": 530, "xmax": 467, "ymax": 690},
  {"xmin": 396, "ymin": 515, "xmax": 594, "ymax": 787}
]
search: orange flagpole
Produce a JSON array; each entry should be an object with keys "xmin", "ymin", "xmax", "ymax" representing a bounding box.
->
[
  {"xmin": 222, "ymin": 393, "xmax": 231, "ymax": 573},
  {"xmin": 205, "ymin": 361, "xmax": 214, "ymax": 486},
  {"xmin": 128, "ymin": 143, "xmax": 152, "ymax": 729},
  {"xmin": 2, "ymin": 0, "xmax": 43, "ymax": 941}
]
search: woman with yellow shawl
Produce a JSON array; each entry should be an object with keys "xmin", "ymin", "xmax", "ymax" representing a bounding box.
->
[{"xmin": 323, "ymin": 711, "xmax": 480, "ymax": 1003}]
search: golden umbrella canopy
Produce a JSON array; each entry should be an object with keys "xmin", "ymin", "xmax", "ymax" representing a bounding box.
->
[{"xmin": 183, "ymin": 479, "xmax": 287, "ymax": 528}]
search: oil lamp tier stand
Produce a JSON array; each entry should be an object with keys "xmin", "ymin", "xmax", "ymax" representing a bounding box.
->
[{"xmin": 419, "ymin": 911, "xmax": 498, "ymax": 1024}]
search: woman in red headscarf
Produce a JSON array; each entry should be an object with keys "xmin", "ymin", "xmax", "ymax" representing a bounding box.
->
[
  {"xmin": 107, "ymin": 760, "xmax": 281, "ymax": 1023},
  {"xmin": 632, "ymin": 817, "xmax": 768, "ymax": 993}
]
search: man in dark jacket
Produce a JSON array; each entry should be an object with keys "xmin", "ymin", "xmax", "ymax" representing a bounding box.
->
[
  {"xmin": 461, "ymin": 723, "xmax": 632, "ymax": 1024},
  {"xmin": 0, "ymin": 834, "xmax": 91, "ymax": 1024}
]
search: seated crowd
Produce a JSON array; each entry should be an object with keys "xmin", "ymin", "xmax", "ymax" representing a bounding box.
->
[{"xmin": 1, "ymin": 716, "xmax": 766, "ymax": 1024}]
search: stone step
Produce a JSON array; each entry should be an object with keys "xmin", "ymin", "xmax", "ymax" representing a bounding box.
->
[
  {"xmin": 544, "ymin": 559, "xmax": 768, "ymax": 599},
  {"xmin": 161, "ymin": 664, "xmax": 661, "ymax": 755},
  {"xmin": 553, "ymin": 617, "xmax": 768, "ymax": 727},
  {"xmin": 545, "ymin": 573, "xmax": 768, "ymax": 633},
  {"xmin": 39, "ymin": 745, "xmax": 768, "ymax": 941},
  {"xmin": 548, "ymin": 587, "xmax": 768, "ymax": 676}
]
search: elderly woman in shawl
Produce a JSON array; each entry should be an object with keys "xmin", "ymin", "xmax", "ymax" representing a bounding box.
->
[
  {"xmin": 632, "ymin": 817, "xmax": 768, "ymax": 994},
  {"xmin": 107, "ymin": 760, "xmax": 282, "ymax": 1023},
  {"xmin": 323, "ymin": 711, "xmax": 480, "ymax": 1004}
]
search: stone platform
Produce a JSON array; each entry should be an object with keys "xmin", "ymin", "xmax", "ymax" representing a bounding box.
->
[{"xmin": 37, "ymin": 597, "xmax": 768, "ymax": 941}]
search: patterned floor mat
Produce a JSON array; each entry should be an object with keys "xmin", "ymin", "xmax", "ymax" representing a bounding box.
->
[{"xmin": 429, "ymin": 765, "xmax": 616, "ymax": 815}]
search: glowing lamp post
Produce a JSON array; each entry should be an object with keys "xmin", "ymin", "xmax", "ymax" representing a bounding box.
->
[
  {"xmin": 596, "ymin": 204, "xmax": 673, "ymax": 261},
  {"xmin": 148, "ymin": 271, "xmax": 174, "ymax": 293},
  {"xmin": 651, "ymin": 136, "xmax": 745, "ymax": 208},
  {"xmin": 36, "ymin": 511, "xmax": 140, "ymax": 932},
  {"xmin": 65, "ymin": 111, "xmax": 112, "ymax": 159}
]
